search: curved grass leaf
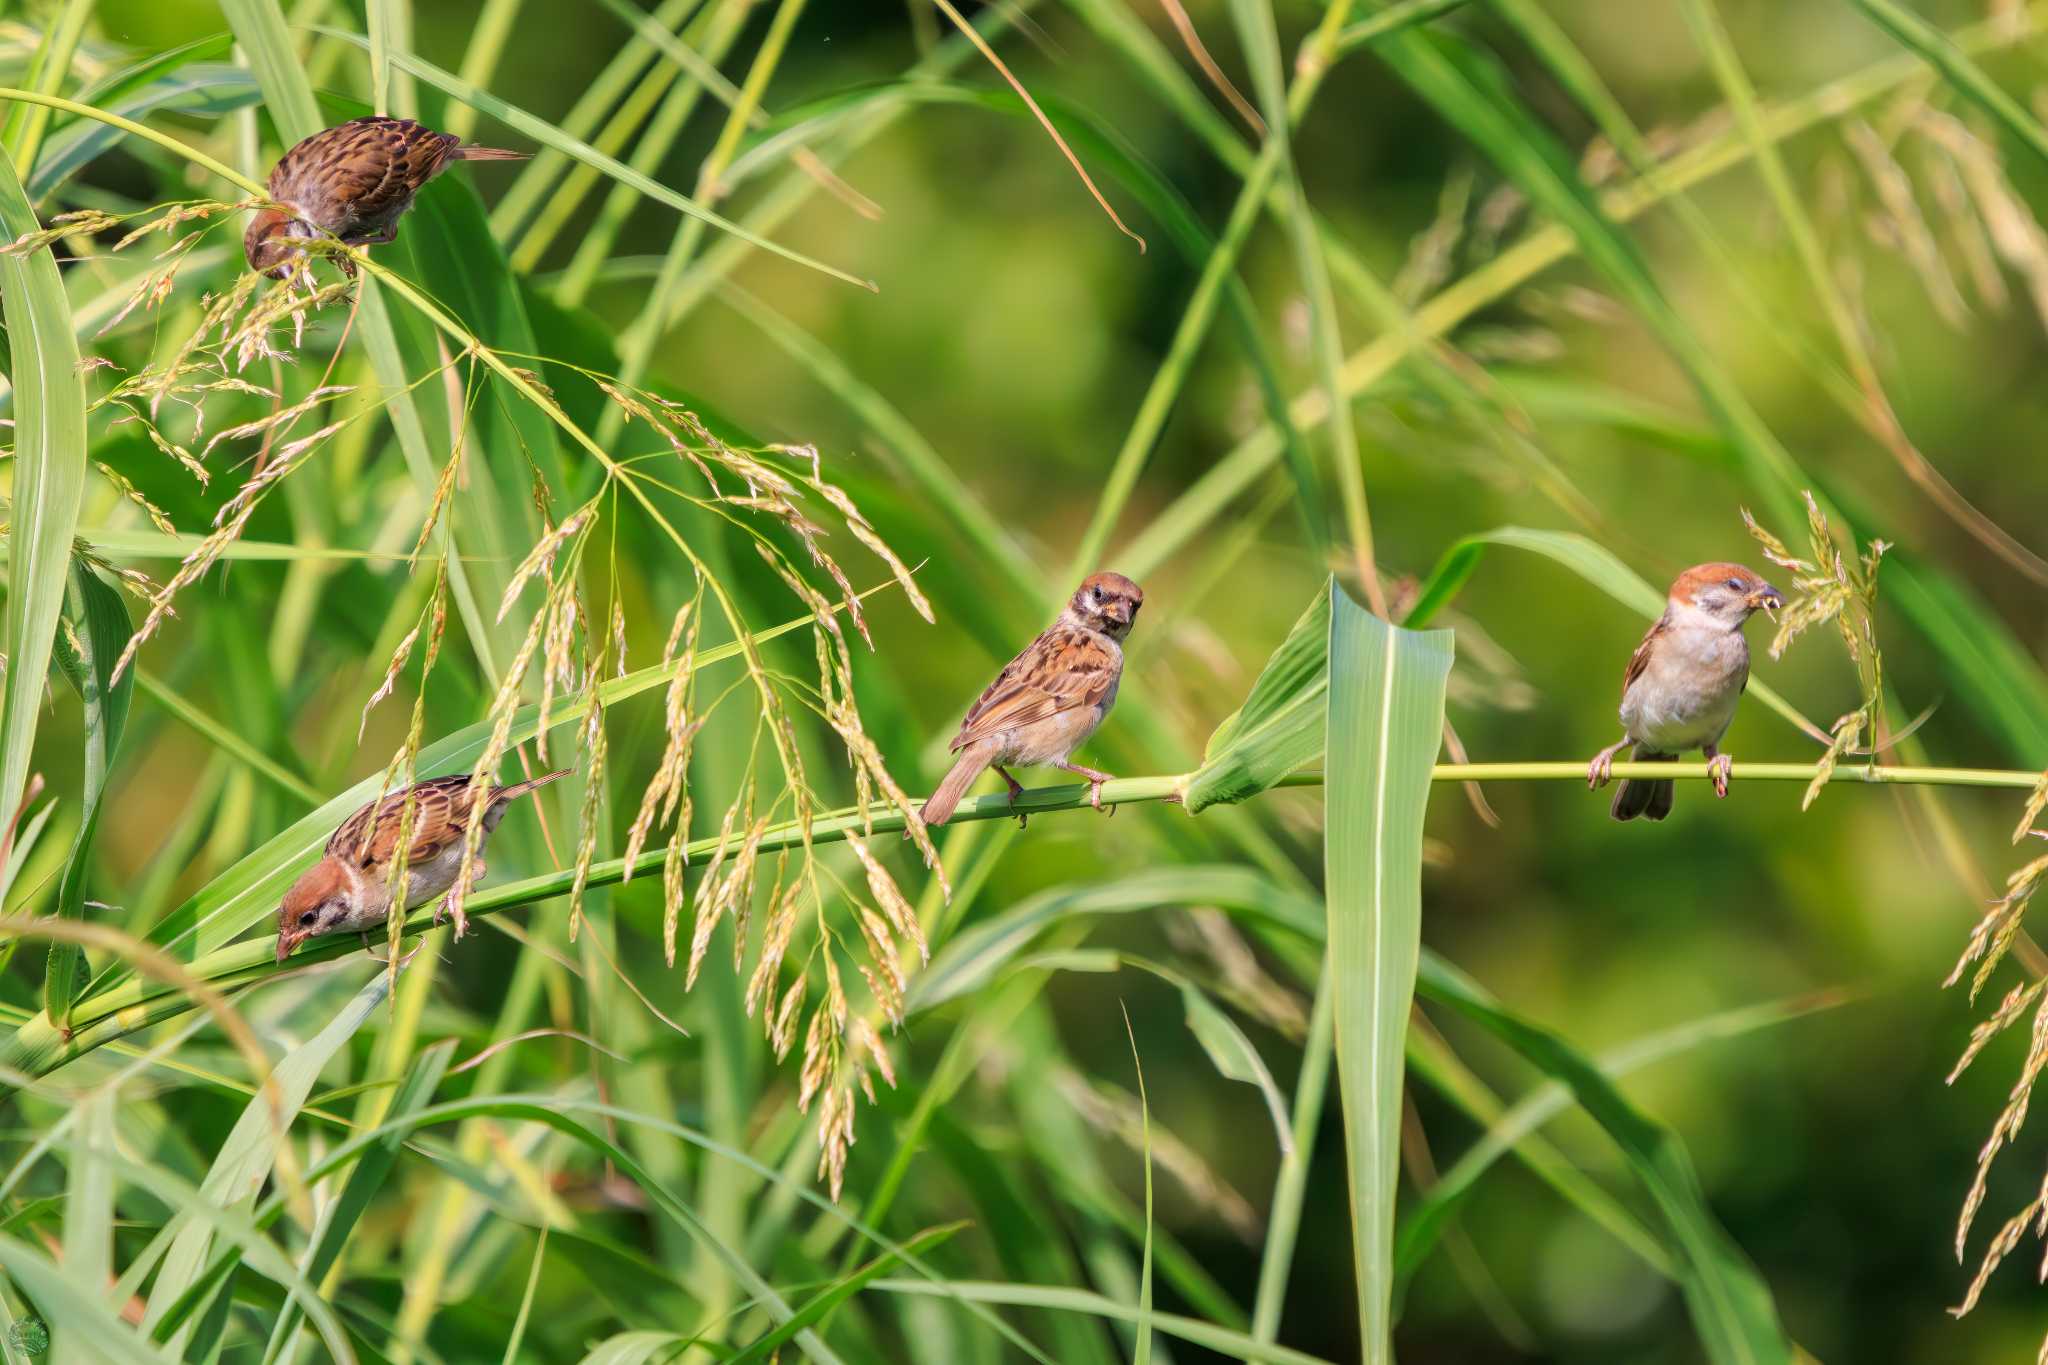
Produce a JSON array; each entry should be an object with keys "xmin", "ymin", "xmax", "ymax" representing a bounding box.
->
[
  {"xmin": 1179, "ymin": 980, "xmax": 1292, "ymax": 1156},
  {"xmin": 1183, "ymin": 590, "xmax": 1330, "ymax": 813},
  {"xmin": 30, "ymin": 54, "xmax": 254, "ymax": 199},
  {"xmin": 1848, "ymin": 0, "xmax": 2048, "ymax": 168},
  {"xmin": 730, "ymin": 1224, "xmax": 964, "ymax": 1364},
  {"xmin": 45, "ymin": 560, "xmax": 135, "ymax": 1026},
  {"xmin": 1323, "ymin": 583, "xmax": 1454, "ymax": 1362},
  {"xmin": 1395, "ymin": 987, "xmax": 1847, "ymax": 1287},
  {"xmin": 310, "ymin": 27, "xmax": 872, "ymax": 293},
  {"xmin": 0, "ymin": 147, "xmax": 87, "ymax": 910},
  {"xmin": 257, "ymin": 1039, "xmax": 456, "ymax": 1365},
  {"xmin": 1418, "ymin": 954, "xmax": 1794, "ymax": 1362},
  {"xmin": 866, "ymin": 1280, "xmax": 1336, "ymax": 1365},
  {"xmin": 0, "ymin": 1231, "xmax": 169, "ymax": 1365},
  {"xmin": 141, "ymin": 970, "xmax": 390, "ymax": 1356},
  {"xmin": 909, "ymin": 866, "xmax": 1322, "ymax": 1014}
]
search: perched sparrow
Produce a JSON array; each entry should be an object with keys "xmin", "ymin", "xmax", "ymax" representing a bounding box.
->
[
  {"xmin": 920, "ymin": 572, "xmax": 1144, "ymax": 826},
  {"xmin": 274, "ymin": 768, "xmax": 568, "ymax": 961},
  {"xmin": 1587, "ymin": 563, "xmax": 1783, "ymax": 821},
  {"xmin": 245, "ymin": 115, "xmax": 525, "ymax": 280}
]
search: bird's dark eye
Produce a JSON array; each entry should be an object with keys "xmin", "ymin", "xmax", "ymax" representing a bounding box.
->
[
  {"xmin": 1092, "ymin": 586, "xmax": 1103, "ymax": 601},
  {"xmin": 298, "ymin": 911, "xmax": 317, "ymax": 926},
  {"xmin": 1725, "ymin": 577, "xmax": 1744, "ymax": 591}
]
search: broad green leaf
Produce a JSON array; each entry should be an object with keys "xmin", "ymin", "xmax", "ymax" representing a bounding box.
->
[
  {"xmin": 0, "ymin": 145, "xmax": 87, "ymax": 909},
  {"xmin": 1322, "ymin": 581, "xmax": 1452, "ymax": 1362},
  {"xmin": 1180, "ymin": 981, "xmax": 1292, "ymax": 1155},
  {"xmin": 45, "ymin": 560, "xmax": 135, "ymax": 1026},
  {"xmin": 1418, "ymin": 955, "xmax": 1794, "ymax": 1362},
  {"xmin": 1182, "ymin": 591, "xmax": 1330, "ymax": 813}
]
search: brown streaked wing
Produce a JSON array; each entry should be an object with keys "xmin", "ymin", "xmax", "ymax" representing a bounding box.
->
[
  {"xmin": 328, "ymin": 773, "xmax": 478, "ymax": 867},
  {"xmin": 949, "ymin": 628, "xmax": 1116, "ymax": 752},
  {"xmin": 1620, "ymin": 611, "xmax": 1669, "ymax": 703},
  {"xmin": 271, "ymin": 117, "xmax": 456, "ymax": 230}
]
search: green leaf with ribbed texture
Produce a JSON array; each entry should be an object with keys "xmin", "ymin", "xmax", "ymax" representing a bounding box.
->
[
  {"xmin": 1323, "ymin": 582, "xmax": 1452, "ymax": 1363},
  {"xmin": 1183, "ymin": 590, "xmax": 1330, "ymax": 813},
  {"xmin": 0, "ymin": 146, "xmax": 86, "ymax": 911},
  {"xmin": 43, "ymin": 562, "xmax": 133, "ymax": 1028}
]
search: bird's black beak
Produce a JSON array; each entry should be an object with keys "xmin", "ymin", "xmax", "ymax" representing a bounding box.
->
[{"xmin": 1747, "ymin": 583, "xmax": 1784, "ymax": 613}]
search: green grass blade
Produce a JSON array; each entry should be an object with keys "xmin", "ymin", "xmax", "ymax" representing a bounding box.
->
[
  {"xmin": 45, "ymin": 561, "xmax": 136, "ymax": 1026},
  {"xmin": 730, "ymin": 1224, "xmax": 964, "ymax": 1364},
  {"xmin": 141, "ymin": 971, "xmax": 391, "ymax": 1355},
  {"xmin": 487, "ymin": 0, "xmax": 697, "ymax": 237},
  {"xmin": 1417, "ymin": 955, "xmax": 1794, "ymax": 1362},
  {"xmin": 1323, "ymin": 582, "xmax": 1454, "ymax": 1361},
  {"xmin": 1850, "ymin": 0, "xmax": 2048, "ymax": 168},
  {"xmin": 0, "ymin": 146, "xmax": 87, "ymax": 909},
  {"xmin": 1185, "ymin": 590, "xmax": 1330, "ymax": 813},
  {"xmin": 3, "ymin": 0, "xmax": 90, "ymax": 172},
  {"xmin": 54, "ymin": 1085, "xmax": 117, "ymax": 1365},
  {"xmin": 1396, "ymin": 988, "xmax": 1847, "ymax": 1285},
  {"xmin": 1251, "ymin": 967, "xmax": 1332, "ymax": 1341},
  {"xmin": 1180, "ymin": 980, "xmax": 1292, "ymax": 1154},
  {"xmin": 31, "ymin": 44, "xmax": 254, "ymax": 199},
  {"xmin": 0, "ymin": 1232, "xmax": 170, "ymax": 1364},
  {"xmin": 866, "ymin": 1280, "xmax": 1337, "ymax": 1365},
  {"xmin": 1372, "ymin": 27, "xmax": 1808, "ymax": 530},
  {"xmin": 1886, "ymin": 551, "xmax": 2048, "ymax": 761},
  {"xmin": 312, "ymin": 26, "xmax": 874, "ymax": 292},
  {"xmin": 258, "ymin": 1040, "xmax": 456, "ymax": 1365}
]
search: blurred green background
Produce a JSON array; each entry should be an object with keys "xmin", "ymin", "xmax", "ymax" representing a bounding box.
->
[{"xmin": 11, "ymin": 0, "xmax": 2048, "ymax": 1360}]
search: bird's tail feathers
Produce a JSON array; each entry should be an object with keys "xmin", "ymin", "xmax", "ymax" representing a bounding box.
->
[
  {"xmin": 497, "ymin": 768, "xmax": 573, "ymax": 804},
  {"xmin": 1611, "ymin": 751, "xmax": 1676, "ymax": 822},
  {"xmin": 921, "ymin": 748, "xmax": 993, "ymax": 827}
]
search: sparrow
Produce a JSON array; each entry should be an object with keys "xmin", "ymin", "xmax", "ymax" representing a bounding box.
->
[
  {"xmin": 273, "ymin": 768, "xmax": 568, "ymax": 962},
  {"xmin": 1587, "ymin": 563, "xmax": 1783, "ymax": 821},
  {"xmin": 245, "ymin": 115, "xmax": 526, "ymax": 280},
  {"xmin": 920, "ymin": 572, "xmax": 1144, "ymax": 826}
]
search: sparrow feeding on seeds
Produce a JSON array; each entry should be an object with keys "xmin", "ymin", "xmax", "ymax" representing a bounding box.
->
[
  {"xmin": 245, "ymin": 115, "xmax": 526, "ymax": 281},
  {"xmin": 1586, "ymin": 563, "xmax": 1783, "ymax": 821},
  {"xmin": 920, "ymin": 572, "xmax": 1144, "ymax": 827},
  {"xmin": 273, "ymin": 768, "xmax": 568, "ymax": 962}
]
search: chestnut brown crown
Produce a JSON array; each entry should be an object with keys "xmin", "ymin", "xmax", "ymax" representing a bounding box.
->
[
  {"xmin": 1070, "ymin": 571, "xmax": 1144, "ymax": 639},
  {"xmin": 1669, "ymin": 562, "xmax": 1783, "ymax": 623}
]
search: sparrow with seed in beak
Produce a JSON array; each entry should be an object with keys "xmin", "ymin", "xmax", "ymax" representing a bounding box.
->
[
  {"xmin": 274, "ymin": 768, "xmax": 568, "ymax": 962},
  {"xmin": 245, "ymin": 115, "xmax": 526, "ymax": 281},
  {"xmin": 920, "ymin": 572, "xmax": 1143, "ymax": 826},
  {"xmin": 1587, "ymin": 563, "xmax": 1783, "ymax": 821}
]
